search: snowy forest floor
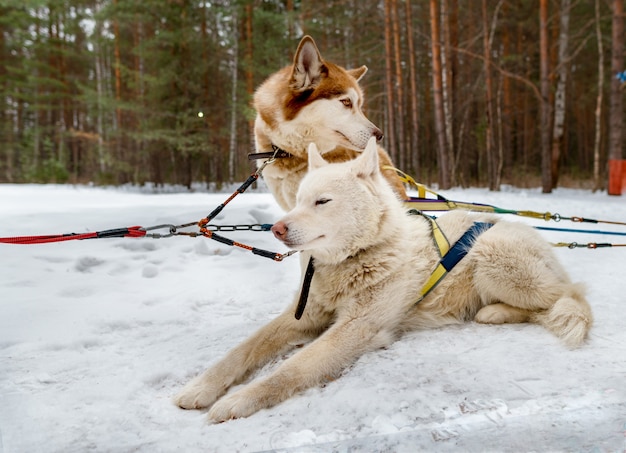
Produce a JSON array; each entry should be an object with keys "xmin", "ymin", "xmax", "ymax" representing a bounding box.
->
[{"xmin": 1, "ymin": 184, "xmax": 625, "ymax": 452}]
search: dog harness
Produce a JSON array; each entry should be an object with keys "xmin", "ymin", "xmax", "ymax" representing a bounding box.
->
[
  {"xmin": 252, "ymin": 153, "xmax": 493, "ymax": 317},
  {"xmin": 413, "ymin": 212, "xmax": 493, "ymax": 306},
  {"xmin": 293, "ymin": 215, "xmax": 492, "ymax": 320}
]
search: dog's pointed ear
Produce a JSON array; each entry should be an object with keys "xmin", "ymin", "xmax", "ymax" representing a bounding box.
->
[
  {"xmin": 348, "ymin": 65, "xmax": 368, "ymax": 82},
  {"xmin": 352, "ymin": 137, "xmax": 380, "ymax": 178},
  {"xmin": 308, "ymin": 142, "xmax": 328, "ymax": 171},
  {"xmin": 290, "ymin": 36, "xmax": 326, "ymax": 92}
]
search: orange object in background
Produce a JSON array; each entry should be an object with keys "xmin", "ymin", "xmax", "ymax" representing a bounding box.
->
[{"xmin": 608, "ymin": 159, "xmax": 626, "ymax": 195}]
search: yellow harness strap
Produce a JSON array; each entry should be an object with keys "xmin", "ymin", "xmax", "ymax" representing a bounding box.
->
[
  {"xmin": 415, "ymin": 221, "xmax": 493, "ymax": 306},
  {"xmin": 384, "ymin": 166, "xmax": 432, "ymax": 199},
  {"xmin": 388, "ymin": 165, "xmax": 492, "ymax": 305},
  {"xmin": 383, "ymin": 165, "xmax": 457, "ymax": 212},
  {"xmin": 410, "ymin": 210, "xmax": 450, "ymax": 257}
]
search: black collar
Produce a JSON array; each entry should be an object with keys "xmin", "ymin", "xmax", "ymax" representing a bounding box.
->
[
  {"xmin": 295, "ymin": 256, "xmax": 315, "ymax": 320},
  {"xmin": 247, "ymin": 144, "xmax": 292, "ymax": 161}
]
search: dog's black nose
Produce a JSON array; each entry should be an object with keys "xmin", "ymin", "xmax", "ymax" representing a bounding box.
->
[{"xmin": 374, "ymin": 128, "xmax": 384, "ymax": 142}]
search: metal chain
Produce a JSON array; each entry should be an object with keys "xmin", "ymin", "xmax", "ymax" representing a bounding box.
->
[
  {"xmin": 203, "ymin": 224, "xmax": 271, "ymax": 232},
  {"xmin": 137, "ymin": 153, "xmax": 298, "ymax": 261}
]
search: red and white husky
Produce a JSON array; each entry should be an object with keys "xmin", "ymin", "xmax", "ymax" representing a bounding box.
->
[{"xmin": 251, "ymin": 35, "xmax": 406, "ymax": 211}]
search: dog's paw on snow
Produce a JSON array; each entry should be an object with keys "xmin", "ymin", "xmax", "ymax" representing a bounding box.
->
[
  {"xmin": 206, "ymin": 390, "xmax": 259, "ymax": 423},
  {"xmin": 173, "ymin": 377, "xmax": 222, "ymax": 410}
]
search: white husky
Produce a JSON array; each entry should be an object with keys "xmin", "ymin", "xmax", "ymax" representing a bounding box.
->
[{"xmin": 174, "ymin": 138, "xmax": 592, "ymax": 423}]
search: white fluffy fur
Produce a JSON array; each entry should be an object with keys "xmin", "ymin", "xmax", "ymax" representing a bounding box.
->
[{"xmin": 174, "ymin": 138, "xmax": 592, "ymax": 423}]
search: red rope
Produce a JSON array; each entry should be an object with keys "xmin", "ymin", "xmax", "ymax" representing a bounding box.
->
[
  {"xmin": 0, "ymin": 233, "xmax": 97, "ymax": 244},
  {"xmin": 0, "ymin": 226, "xmax": 146, "ymax": 244}
]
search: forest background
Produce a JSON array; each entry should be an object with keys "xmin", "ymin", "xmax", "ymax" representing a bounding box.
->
[{"xmin": 0, "ymin": 0, "xmax": 624, "ymax": 193}]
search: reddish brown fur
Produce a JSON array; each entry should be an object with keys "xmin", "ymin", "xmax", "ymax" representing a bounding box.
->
[
  {"xmin": 283, "ymin": 62, "xmax": 360, "ymax": 121},
  {"xmin": 251, "ymin": 36, "xmax": 407, "ymax": 211}
]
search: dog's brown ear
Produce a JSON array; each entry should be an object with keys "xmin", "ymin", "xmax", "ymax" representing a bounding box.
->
[
  {"xmin": 290, "ymin": 36, "xmax": 325, "ymax": 92},
  {"xmin": 348, "ymin": 65, "xmax": 368, "ymax": 82}
]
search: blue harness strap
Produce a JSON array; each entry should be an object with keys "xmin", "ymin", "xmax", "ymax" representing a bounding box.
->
[{"xmin": 415, "ymin": 221, "xmax": 493, "ymax": 305}]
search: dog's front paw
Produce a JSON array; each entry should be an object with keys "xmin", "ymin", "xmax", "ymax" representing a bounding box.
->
[
  {"xmin": 207, "ymin": 389, "xmax": 260, "ymax": 423},
  {"xmin": 173, "ymin": 375, "xmax": 223, "ymax": 410}
]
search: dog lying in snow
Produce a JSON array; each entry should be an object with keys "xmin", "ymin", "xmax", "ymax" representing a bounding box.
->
[{"xmin": 174, "ymin": 137, "xmax": 593, "ymax": 422}]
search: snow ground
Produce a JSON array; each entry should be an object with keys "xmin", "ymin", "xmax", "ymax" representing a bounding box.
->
[{"xmin": 1, "ymin": 183, "xmax": 625, "ymax": 452}]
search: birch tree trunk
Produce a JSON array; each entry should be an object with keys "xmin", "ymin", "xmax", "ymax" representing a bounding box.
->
[
  {"xmin": 404, "ymin": 0, "xmax": 420, "ymax": 176},
  {"xmin": 501, "ymin": 5, "xmax": 513, "ymax": 179},
  {"xmin": 608, "ymin": 0, "xmax": 624, "ymax": 195},
  {"xmin": 447, "ymin": 0, "xmax": 459, "ymax": 184},
  {"xmin": 539, "ymin": 0, "xmax": 553, "ymax": 193},
  {"xmin": 244, "ymin": 4, "xmax": 255, "ymax": 140},
  {"xmin": 383, "ymin": 0, "xmax": 397, "ymax": 161},
  {"xmin": 593, "ymin": 0, "xmax": 604, "ymax": 191},
  {"xmin": 430, "ymin": 0, "xmax": 450, "ymax": 189},
  {"xmin": 550, "ymin": 0, "xmax": 571, "ymax": 189},
  {"xmin": 94, "ymin": 2, "xmax": 106, "ymax": 174},
  {"xmin": 441, "ymin": 0, "xmax": 454, "ymax": 184},
  {"xmin": 482, "ymin": 0, "xmax": 496, "ymax": 190},
  {"xmin": 33, "ymin": 7, "xmax": 41, "ymax": 171},
  {"xmin": 112, "ymin": 0, "xmax": 123, "ymax": 177},
  {"xmin": 228, "ymin": 11, "xmax": 239, "ymax": 183},
  {"xmin": 391, "ymin": 0, "xmax": 405, "ymax": 169}
]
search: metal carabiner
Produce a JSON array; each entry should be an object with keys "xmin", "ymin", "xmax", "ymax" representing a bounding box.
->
[
  {"xmin": 256, "ymin": 156, "xmax": 276, "ymax": 175},
  {"xmin": 140, "ymin": 224, "xmax": 178, "ymax": 239}
]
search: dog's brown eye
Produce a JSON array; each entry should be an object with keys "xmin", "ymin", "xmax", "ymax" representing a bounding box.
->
[
  {"xmin": 316, "ymin": 198, "xmax": 331, "ymax": 206},
  {"xmin": 340, "ymin": 99, "xmax": 352, "ymax": 108}
]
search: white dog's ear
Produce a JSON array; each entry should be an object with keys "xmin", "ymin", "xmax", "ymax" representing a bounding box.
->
[
  {"xmin": 290, "ymin": 36, "xmax": 325, "ymax": 92},
  {"xmin": 347, "ymin": 65, "xmax": 368, "ymax": 82},
  {"xmin": 308, "ymin": 142, "xmax": 329, "ymax": 171},
  {"xmin": 352, "ymin": 137, "xmax": 380, "ymax": 178}
]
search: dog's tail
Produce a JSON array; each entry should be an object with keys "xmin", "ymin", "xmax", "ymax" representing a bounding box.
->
[{"xmin": 531, "ymin": 283, "xmax": 593, "ymax": 348}]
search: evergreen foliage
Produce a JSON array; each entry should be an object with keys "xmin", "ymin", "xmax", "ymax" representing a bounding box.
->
[{"xmin": 0, "ymin": 0, "xmax": 623, "ymax": 189}]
